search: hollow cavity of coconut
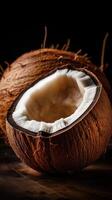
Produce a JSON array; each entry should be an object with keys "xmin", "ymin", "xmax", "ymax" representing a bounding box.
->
[{"xmin": 6, "ymin": 68, "xmax": 112, "ymax": 173}]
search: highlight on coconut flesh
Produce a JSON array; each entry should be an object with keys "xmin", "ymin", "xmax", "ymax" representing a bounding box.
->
[
  {"xmin": 10, "ymin": 69, "xmax": 102, "ymax": 133},
  {"xmin": 12, "ymin": 69, "xmax": 100, "ymax": 134}
]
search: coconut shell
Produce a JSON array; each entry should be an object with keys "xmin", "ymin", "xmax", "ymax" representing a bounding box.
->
[
  {"xmin": 6, "ymin": 69, "xmax": 112, "ymax": 173},
  {"xmin": 0, "ymin": 48, "xmax": 112, "ymax": 138}
]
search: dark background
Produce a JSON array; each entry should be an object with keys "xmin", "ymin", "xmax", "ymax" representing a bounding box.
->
[
  {"xmin": 0, "ymin": 2, "xmax": 112, "ymax": 67},
  {"xmin": 0, "ymin": 25, "xmax": 111, "ymax": 66}
]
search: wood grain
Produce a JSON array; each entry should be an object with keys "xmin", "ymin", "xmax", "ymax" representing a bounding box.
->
[{"xmin": 0, "ymin": 144, "xmax": 112, "ymax": 200}]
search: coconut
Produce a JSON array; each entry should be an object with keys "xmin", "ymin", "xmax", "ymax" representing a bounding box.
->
[
  {"xmin": 0, "ymin": 48, "xmax": 112, "ymax": 139},
  {"xmin": 6, "ymin": 67, "xmax": 112, "ymax": 173}
]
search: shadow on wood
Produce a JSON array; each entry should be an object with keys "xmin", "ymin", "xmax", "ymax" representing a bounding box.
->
[{"xmin": 0, "ymin": 139, "xmax": 112, "ymax": 200}]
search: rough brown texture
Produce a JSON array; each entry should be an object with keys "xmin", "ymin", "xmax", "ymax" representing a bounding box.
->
[
  {"xmin": 6, "ymin": 69, "xmax": 112, "ymax": 173},
  {"xmin": 0, "ymin": 48, "xmax": 112, "ymax": 138}
]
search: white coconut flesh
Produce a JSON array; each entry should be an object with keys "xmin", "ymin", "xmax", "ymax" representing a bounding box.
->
[{"xmin": 13, "ymin": 69, "xmax": 102, "ymax": 134}]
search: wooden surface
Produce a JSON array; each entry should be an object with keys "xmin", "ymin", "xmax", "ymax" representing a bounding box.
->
[{"xmin": 0, "ymin": 140, "xmax": 112, "ymax": 200}]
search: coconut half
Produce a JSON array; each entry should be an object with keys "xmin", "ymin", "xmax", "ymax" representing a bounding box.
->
[{"xmin": 6, "ymin": 68, "xmax": 112, "ymax": 173}]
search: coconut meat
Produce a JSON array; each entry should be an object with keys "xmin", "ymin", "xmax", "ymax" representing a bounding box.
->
[{"xmin": 13, "ymin": 69, "xmax": 101, "ymax": 134}]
